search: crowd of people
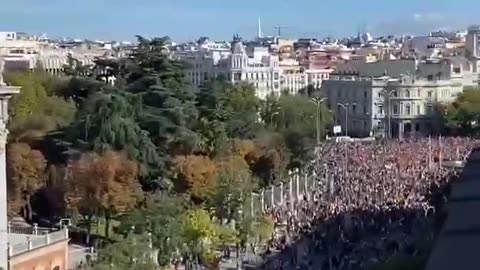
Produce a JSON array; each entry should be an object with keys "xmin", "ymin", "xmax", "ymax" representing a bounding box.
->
[{"xmin": 260, "ymin": 137, "xmax": 476, "ymax": 270}]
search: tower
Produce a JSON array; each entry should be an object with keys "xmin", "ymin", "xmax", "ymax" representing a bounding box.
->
[
  {"xmin": 257, "ymin": 18, "xmax": 263, "ymax": 39},
  {"xmin": 0, "ymin": 58, "xmax": 20, "ymax": 269}
]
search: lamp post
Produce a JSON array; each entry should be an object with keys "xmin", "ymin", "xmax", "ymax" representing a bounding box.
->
[
  {"xmin": 310, "ymin": 97, "xmax": 327, "ymax": 144},
  {"xmin": 270, "ymin": 111, "xmax": 279, "ymax": 128},
  {"xmin": 337, "ymin": 102, "xmax": 355, "ymax": 137}
]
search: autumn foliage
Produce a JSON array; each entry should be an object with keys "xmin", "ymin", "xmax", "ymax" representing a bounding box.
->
[
  {"xmin": 173, "ymin": 155, "xmax": 217, "ymax": 203},
  {"xmin": 65, "ymin": 151, "xmax": 143, "ymax": 218},
  {"xmin": 7, "ymin": 143, "xmax": 47, "ymax": 219}
]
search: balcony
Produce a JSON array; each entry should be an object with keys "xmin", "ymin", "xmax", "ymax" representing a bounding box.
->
[{"xmin": 7, "ymin": 223, "xmax": 69, "ymax": 257}]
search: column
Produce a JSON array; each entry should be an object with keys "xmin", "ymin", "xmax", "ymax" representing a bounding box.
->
[
  {"xmin": 280, "ymin": 182, "xmax": 284, "ymax": 205},
  {"xmin": 270, "ymin": 186, "xmax": 275, "ymax": 208},
  {"xmin": 295, "ymin": 168, "xmax": 300, "ymax": 199},
  {"xmin": 0, "ymin": 122, "xmax": 7, "ymax": 269},
  {"xmin": 0, "ymin": 81, "xmax": 20, "ymax": 269}
]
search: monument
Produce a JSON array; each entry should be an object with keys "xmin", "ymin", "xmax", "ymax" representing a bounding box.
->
[{"xmin": 0, "ymin": 57, "xmax": 20, "ymax": 269}]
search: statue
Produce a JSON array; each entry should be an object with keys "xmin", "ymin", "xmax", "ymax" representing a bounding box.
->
[{"xmin": 0, "ymin": 58, "xmax": 4, "ymax": 86}]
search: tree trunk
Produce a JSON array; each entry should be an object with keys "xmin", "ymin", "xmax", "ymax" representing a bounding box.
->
[
  {"xmin": 25, "ymin": 194, "xmax": 32, "ymax": 222},
  {"xmin": 105, "ymin": 215, "xmax": 111, "ymax": 238},
  {"xmin": 85, "ymin": 215, "xmax": 92, "ymax": 245}
]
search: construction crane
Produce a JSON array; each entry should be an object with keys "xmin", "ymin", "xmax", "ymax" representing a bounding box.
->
[{"xmin": 273, "ymin": 26, "xmax": 292, "ymax": 37}]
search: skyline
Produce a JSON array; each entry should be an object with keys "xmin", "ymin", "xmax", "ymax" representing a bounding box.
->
[{"xmin": 1, "ymin": 0, "xmax": 480, "ymax": 41}]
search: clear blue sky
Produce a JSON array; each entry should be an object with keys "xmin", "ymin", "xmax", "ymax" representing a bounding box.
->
[{"xmin": 0, "ymin": 0, "xmax": 479, "ymax": 41}]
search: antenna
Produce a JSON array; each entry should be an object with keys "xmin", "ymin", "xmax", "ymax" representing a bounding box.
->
[{"xmin": 273, "ymin": 26, "xmax": 292, "ymax": 37}]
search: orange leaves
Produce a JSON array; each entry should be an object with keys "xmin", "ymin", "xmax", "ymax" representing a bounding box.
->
[
  {"xmin": 65, "ymin": 150, "xmax": 143, "ymax": 217},
  {"xmin": 7, "ymin": 143, "xmax": 47, "ymax": 216},
  {"xmin": 173, "ymin": 155, "xmax": 217, "ymax": 203}
]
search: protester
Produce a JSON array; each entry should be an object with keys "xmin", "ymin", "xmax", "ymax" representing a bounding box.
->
[{"xmin": 260, "ymin": 137, "xmax": 475, "ymax": 270}]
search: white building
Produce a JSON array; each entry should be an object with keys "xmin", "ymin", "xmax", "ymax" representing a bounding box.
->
[
  {"xmin": 177, "ymin": 38, "xmax": 335, "ymax": 99},
  {"xmin": 178, "ymin": 39, "xmax": 282, "ymax": 99},
  {"xmin": 322, "ymin": 58, "xmax": 474, "ymax": 138},
  {"xmin": 466, "ymin": 26, "xmax": 480, "ymax": 59}
]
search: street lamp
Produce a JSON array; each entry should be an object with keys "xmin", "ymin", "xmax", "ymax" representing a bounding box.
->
[
  {"xmin": 337, "ymin": 102, "xmax": 356, "ymax": 137},
  {"xmin": 311, "ymin": 97, "xmax": 328, "ymax": 144},
  {"xmin": 270, "ymin": 111, "xmax": 279, "ymax": 128}
]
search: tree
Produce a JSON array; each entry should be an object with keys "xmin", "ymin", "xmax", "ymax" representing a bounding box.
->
[
  {"xmin": 224, "ymin": 82, "xmax": 261, "ymax": 138},
  {"xmin": 7, "ymin": 143, "xmax": 47, "ymax": 220},
  {"xmin": 65, "ymin": 151, "xmax": 143, "ymax": 241},
  {"xmin": 273, "ymin": 94, "xmax": 331, "ymax": 168},
  {"xmin": 181, "ymin": 209, "xmax": 228, "ymax": 269},
  {"xmin": 6, "ymin": 71, "xmax": 76, "ymax": 143},
  {"xmin": 68, "ymin": 91, "xmax": 162, "ymax": 180},
  {"xmin": 63, "ymin": 55, "xmax": 93, "ymax": 77},
  {"xmin": 118, "ymin": 194, "xmax": 190, "ymax": 267},
  {"xmin": 210, "ymin": 155, "xmax": 257, "ymax": 222},
  {"xmin": 246, "ymin": 131, "xmax": 290, "ymax": 186},
  {"xmin": 173, "ymin": 155, "xmax": 217, "ymax": 203},
  {"xmin": 124, "ymin": 36, "xmax": 200, "ymax": 156},
  {"xmin": 91, "ymin": 233, "xmax": 156, "ymax": 270},
  {"xmin": 445, "ymin": 88, "xmax": 480, "ymax": 135}
]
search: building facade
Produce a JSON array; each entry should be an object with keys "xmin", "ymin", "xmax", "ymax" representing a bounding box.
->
[
  {"xmin": 323, "ymin": 58, "xmax": 471, "ymax": 138},
  {"xmin": 8, "ymin": 225, "xmax": 69, "ymax": 270},
  {"xmin": 177, "ymin": 39, "xmax": 335, "ymax": 99}
]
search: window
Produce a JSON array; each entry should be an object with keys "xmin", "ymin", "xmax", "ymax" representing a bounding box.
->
[
  {"xmin": 393, "ymin": 90, "xmax": 398, "ymax": 97},
  {"xmin": 363, "ymin": 105, "xmax": 367, "ymax": 114},
  {"xmin": 274, "ymin": 73, "xmax": 279, "ymax": 80},
  {"xmin": 427, "ymin": 75, "xmax": 434, "ymax": 81},
  {"xmin": 417, "ymin": 105, "xmax": 421, "ymax": 114},
  {"xmin": 415, "ymin": 123, "xmax": 420, "ymax": 132},
  {"xmin": 378, "ymin": 105, "xmax": 384, "ymax": 115},
  {"xmin": 233, "ymin": 73, "xmax": 241, "ymax": 81},
  {"xmin": 393, "ymin": 104, "xmax": 399, "ymax": 114},
  {"xmin": 417, "ymin": 89, "xmax": 420, "ymax": 97},
  {"xmin": 352, "ymin": 104, "xmax": 357, "ymax": 113},
  {"xmin": 405, "ymin": 90, "xmax": 410, "ymax": 98},
  {"xmin": 453, "ymin": 67, "xmax": 461, "ymax": 74},
  {"xmin": 406, "ymin": 104, "xmax": 411, "ymax": 115},
  {"xmin": 428, "ymin": 91, "xmax": 432, "ymax": 98}
]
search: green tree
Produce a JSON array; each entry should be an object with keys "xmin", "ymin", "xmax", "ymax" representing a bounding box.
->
[
  {"xmin": 92, "ymin": 233, "xmax": 156, "ymax": 270},
  {"xmin": 118, "ymin": 194, "xmax": 190, "ymax": 267},
  {"xmin": 445, "ymin": 88, "xmax": 480, "ymax": 134},
  {"xmin": 210, "ymin": 155, "xmax": 257, "ymax": 222},
  {"xmin": 274, "ymin": 94, "xmax": 331, "ymax": 168},
  {"xmin": 68, "ymin": 91, "xmax": 162, "ymax": 179},
  {"xmin": 224, "ymin": 82, "xmax": 261, "ymax": 138},
  {"xmin": 6, "ymin": 71, "xmax": 76, "ymax": 143}
]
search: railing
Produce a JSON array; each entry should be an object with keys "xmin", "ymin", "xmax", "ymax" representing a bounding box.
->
[
  {"xmin": 8, "ymin": 223, "xmax": 52, "ymax": 235},
  {"xmin": 7, "ymin": 227, "xmax": 69, "ymax": 257},
  {"xmin": 247, "ymin": 168, "xmax": 321, "ymax": 218}
]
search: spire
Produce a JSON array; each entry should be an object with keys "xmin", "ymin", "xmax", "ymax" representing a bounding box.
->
[{"xmin": 257, "ymin": 18, "xmax": 263, "ymax": 39}]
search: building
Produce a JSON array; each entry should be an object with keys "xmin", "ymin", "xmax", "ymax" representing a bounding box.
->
[
  {"xmin": 322, "ymin": 58, "xmax": 474, "ymax": 138},
  {"xmin": 178, "ymin": 37, "xmax": 282, "ymax": 99},
  {"xmin": 8, "ymin": 224, "xmax": 69, "ymax": 270},
  {"xmin": 466, "ymin": 26, "xmax": 480, "ymax": 59},
  {"xmin": 176, "ymin": 36, "xmax": 344, "ymax": 98}
]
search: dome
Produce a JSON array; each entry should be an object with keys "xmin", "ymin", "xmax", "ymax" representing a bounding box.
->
[{"xmin": 231, "ymin": 40, "xmax": 246, "ymax": 54}]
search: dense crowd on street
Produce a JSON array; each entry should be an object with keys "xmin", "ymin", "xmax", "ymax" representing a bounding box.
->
[{"xmin": 260, "ymin": 137, "xmax": 476, "ymax": 270}]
